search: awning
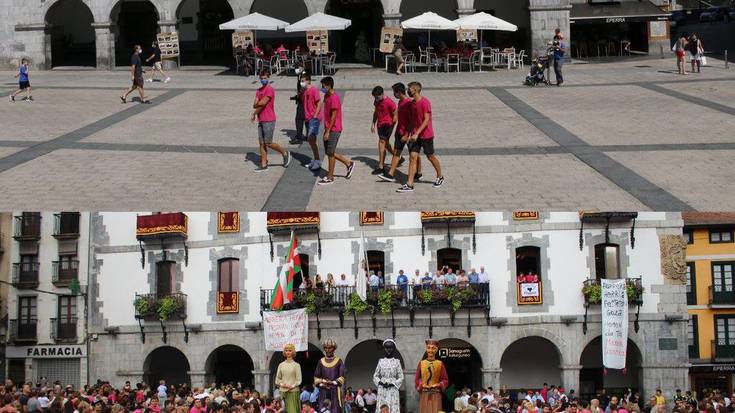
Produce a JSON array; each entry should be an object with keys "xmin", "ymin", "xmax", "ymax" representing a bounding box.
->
[{"xmin": 570, "ymin": 1, "xmax": 671, "ymax": 24}]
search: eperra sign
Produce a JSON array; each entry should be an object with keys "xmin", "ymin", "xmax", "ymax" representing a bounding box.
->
[{"xmin": 6, "ymin": 345, "xmax": 86, "ymax": 359}]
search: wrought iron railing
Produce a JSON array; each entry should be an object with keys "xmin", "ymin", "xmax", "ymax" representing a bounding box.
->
[
  {"xmin": 133, "ymin": 292, "xmax": 188, "ymax": 320},
  {"xmin": 12, "ymin": 262, "xmax": 40, "ymax": 288},
  {"xmin": 582, "ymin": 277, "xmax": 644, "ymax": 306},
  {"xmin": 52, "ymin": 260, "xmax": 79, "ymax": 286},
  {"xmin": 8, "ymin": 319, "xmax": 38, "ymax": 343},
  {"xmin": 13, "ymin": 214, "xmax": 41, "ymax": 240},
  {"xmin": 712, "ymin": 339, "xmax": 735, "ymax": 361},
  {"xmin": 53, "ymin": 212, "xmax": 80, "ymax": 239},
  {"xmin": 709, "ymin": 286, "xmax": 735, "ymax": 305},
  {"xmin": 50, "ymin": 317, "xmax": 78, "ymax": 341}
]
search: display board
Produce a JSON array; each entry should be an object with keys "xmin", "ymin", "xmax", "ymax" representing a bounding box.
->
[
  {"xmin": 380, "ymin": 27, "xmax": 403, "ymax": 53},
  {"xmin": 156, "ymin": 32, "xmax": 180, "ymax": 58},
  {"xmin": 307, "ymin": 30, "xmax": 329, "ymax": 53},
  {"xmin": 232, "ymin": 31, "xmax": 254, "ymax": 49},
  {"xmin": 456, "ymin": 29, "xmax": 478, "ymax": 42},
  {"xmin": 517, "ymin": 281, "xmax": 542, "ymax": 305}
]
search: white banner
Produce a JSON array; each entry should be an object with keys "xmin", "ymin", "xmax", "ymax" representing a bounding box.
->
[
  {"xmin": 263, "ymin": 308, "xmax": 309, "ymax": 352},
  {"xmin": 602, "ymin": 279, "xmax": 628, "ymax": 369},
  {"xmin": 520, "ymin": 282, "xmax": 539, "ymax": 297}
]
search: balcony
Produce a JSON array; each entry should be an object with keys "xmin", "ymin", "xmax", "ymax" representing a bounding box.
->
[
  {"xmin": 8, "ymin": 319, "xmax": 38, "ymax": 343},
  {"xmin": 134, "ymin": 293, "xmax": 187, "ymax": 321},
  {"xmin": 709, "ymin": 286, "xmax": 735, "ymax": 308},
  {"xmin": 50, "ymin": 317, "xmax": 78, "ymax": 342},
  {"xmin": 13, "ymin": 214, "xmax": 41, "ymax": 241},
  {"xmin": 52, "ymin": 260, "xmax": 79, "ymax": 287},
  {"xmin": 53, "ymin": 213, "xmax": 80, "ymax": 239},
  {"xmin": 711, "ymin": 340, "xmax": 735, "ymax": 362},
  {"xmin": 12, "ymin": 262, "xmax": 40, "ymax": 289},
  {"xmin": 582, "ymin": 278, "xmax": 644, "ymax": 306},
  {"xmin": 136, "ymin": 212, "xmax": 188, "ymax": 240}
]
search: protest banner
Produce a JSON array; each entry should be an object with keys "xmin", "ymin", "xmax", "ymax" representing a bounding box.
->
[{"xmin": 263, "ymin": 308, "xmax": 309, "ymax": 352}]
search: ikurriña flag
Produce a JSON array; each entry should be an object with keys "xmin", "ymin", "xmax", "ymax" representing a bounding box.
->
[{"xmin": 270, "ymin": 231, "xmax": 301, "ymax": 310}]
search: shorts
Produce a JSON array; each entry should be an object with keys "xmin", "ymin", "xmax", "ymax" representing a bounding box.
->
[
  {"xmin": 153, "ymin": 61, "xmax": 163, "ymax": 70},
  {"xmin": 132, "ymin": 77, "xmax": 144, "ymax": 88},
  {"xmin": 676, "ymin": 49, "xmax": 685, "ymax": 59},
  {"xmin": 307, "ymin": 118, "xmax": 320, "ymax": 137},
  {"xmin": 408, "ymin": 137, "xmax": 435, "ymax": 155},
  {"xmin": 394, "ymin": 132, "xmax": 408, "ymax": 152},
  {"xmin": 325, "ymin": 131, "xmax": 341, "ymax": 156},
  {"xmin": 688, "ymin": 52, "xmax": 700, "ymax": 61},
  {"xmin": 258, "ymin": 121, "xmax": 276, "ymax": 144},
  {"xmin": 377, "ymin": 125, "xmax": 393, "ymax": 140},
  {"xmin": 18, "ymin": 81, "xmax": 30, "ymax": 90}
]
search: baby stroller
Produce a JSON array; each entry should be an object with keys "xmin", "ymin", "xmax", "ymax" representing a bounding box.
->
[{"xmin": 524, "ymin": 55, "xmax": 549, "ymax": 86}]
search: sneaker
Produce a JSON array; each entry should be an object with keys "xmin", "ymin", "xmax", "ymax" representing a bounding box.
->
[
  {"xmin": 283, "ymin": 151, "xmax": 291, "ymax": 167},
  {"xmin": 305, "ymin": 160, "xmax": 315, "ymax": 169},
  {"xmin": 378, "ymin": 172, "xmax": 396, "ymax": 183},
  {"xmin": 372, "ymin": 168, "xmax": 384, "ymax": 175},
  {"xmin": 396, "ymin": 184, "xmax": 414, "ymax": 193},
  {"xmin": 309, "ymin": 159, "xmax": 322, "ymax": 171},
  {"xmin": 9, "ymin": 95, "xmax": 14, "ymax": 102},
  {"xmin": 397, "ymin": 157, "xmax": 406, "ymax": 167},
  {"xmin": 346, "ymin": 162, "xmax": 356, "ymax": 179},
  {"xmin": 289, "ymin": 138, "xmax": 301, "ymax": 145},
  {"xmin": 415, "ymin": 173, "xmax": 423, "ymax": 181},
  {"xmin": 164, "ymin": 77, "xmax": 171, "ymax": 83},
  {"xmin": 254, "ymin": 165, "xmax": 269, "ymax": 173},
  {"xmin": 120, "ymin": 96, "xmax": 126, "ymax": 104},
  {"xmin": 145, "ymin": 78, "xmax": 153, "ymax": 83},
  {"xmin": 317, "ymin": 177, "xmax": 335, "ymax": 185},
  {"xmin": 433, "ymin": 176, "xmax": 444, "ymax": 188}
]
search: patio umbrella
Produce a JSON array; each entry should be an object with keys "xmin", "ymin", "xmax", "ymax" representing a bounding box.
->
[
  {"xmin": 454, "ymin": 12, "xmax": 517, "ymax": 71},
  {"xmin": 285, "ymin": 12, "xmax": 352, "ymax": 32},
  {"xmin": 401, "ymin": 12, "xmax": 459, "ymax": 50},
  {"xmin": 218, "ymin": 12, "xmax": 290, "ymax": 47}
]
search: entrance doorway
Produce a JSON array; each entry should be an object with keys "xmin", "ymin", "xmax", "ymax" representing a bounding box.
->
[
  {"xmin": 325, "ymin": 0, "xmax": 384, "ymax": 62},
  {"xmin": 176, "ymin": 0, "xmax": 234, "ymax": 66},
  {"xmin": 579, "ymin": 337, "xmax": 642, "ymax": 400},
  {"xmin": 112, "ymin": 0, "xmax": 159, "ymax": 66},
  {"xmin": 143, "ymin": 346, "xmax": 191, "ymax": 386},
  {"xmin": 500, "ymin": 336, "xmax": 561, "ymax": 391},
  {"xmin": 346, "ymin": 339, "xmax": 405, "ymax": 409},
  {"xmin": 437, "ymin": 248, "xmax": 462, "ymax": 272},
  {"xmin": 205, "ymin": 345, "xmax": 254, "ymax": 386},
  {"xmin": 46, "ymin": 0, "xmax": 96, "ymax": 67},
  {"xmin": 367, "ymin": 250, "xmax": 385, "ymax": 279},
  {"xmin": 269, "ymin": 343, "xmax": 325, "ymax": 389},
  {"xmin": 437, "ymin": 338, "xmax": 483, "ymax": 391}
]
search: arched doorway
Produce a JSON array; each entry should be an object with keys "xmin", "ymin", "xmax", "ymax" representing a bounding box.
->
[
  {"xmin": 205, "ymin": 345, "xmax": 254, "ymax": 387},
  {"xmin": 367, "ymin": 250, "xmax": 385, "ymax": 279},
  {"xmin": 579, "ymin": 337, "xmax": 642, "ymax": 401},
  {"xmin": 111, "ymin": 0, "xmax": 159, "ymax": 66},
  {"xmin": 437, "ymin": 248, "xmax": 462, "ymax": 272},
  {"xmin": 436, "ymin": 338, "xmax": 483, "ymax": 391},
  {"xmin": 176, "ymin": 0, "xmax": 234, "ymax": 65},
  {"xmin": 269, "ymin": 343, "xmax": 325, "ymax": 389},
  {"xmin": 500, "ymin": 337, "xmax": 561, "ymax": 391},
  {"xmin": 250, "ymin": 0, "xmax": 308, "ymax": 47},
  {"xmin": 325, "ymin": 0, "xmax": 384, "ymax": 62},
  {"xmin": 143, "ymin": 346, "xmax": 191, "ymax": 386},
  {"xmin": 46, "ymin": 0, "xmax": 96, "ymax": 67},
  {"xmin": 346, "ymin": 339, "xmax": 405, "ymax": 391}
]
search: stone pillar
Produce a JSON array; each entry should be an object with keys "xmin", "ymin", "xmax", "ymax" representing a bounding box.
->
[
  {"xmin": 158, "ymin": 20, "xmax": 179, "ymax": 69},
  {"xmin": 92, "ymin": 22, "xmax": 115, "ymax": 70},
  {"xmin": 482, "ymin": 368, "xmax": 502, "ymax": 390},
  {"xmin": 253, "ymin": 369, "xmax": 271, "ymax": 394},
  {"xmin": 306, "ymin": 0, "xmax": 329, "ymax": 15},
  {"xmin": 14, "ymin": 23, "xmax": 50, "ymax": 69},
  {"xmin": 383, "ymin": 14, "xmax": 402, "ymax": 28},
  {"xmin": 642, "ymin": 364, "xmax": 689, "ymax": 410},
  {"xmin": 528, "ymin": 0, "xmax": 571, "ymax": 58},
  {"xmin": 560, "ymin": 365, "xmax": 582, "ymax": 394},
  {"xmin": 189, "ymin": 370, "xmax": 207, "ymax": 387},
  {"xmin": 456, "ymin": 0, "xmax": 476, "ymax": 17},
  {"xmin": 404, "ymin": 369, "xmax": 418, "ymax": 413}
]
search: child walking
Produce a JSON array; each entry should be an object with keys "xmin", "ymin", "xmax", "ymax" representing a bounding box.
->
[
  {"xmin": 370, "ymin": 86, "xmax": 397, "ymax": 175},
  {"xmin": 251, "ymin": 70, "xmax": 291, "ymax": 172},
  {"xmin": 317, "ymin": 76, "xmax": 355, "ymax": 185},
  {"xmin": 10, "ymin": 58, "xmax": 33, "ymax": 102}
]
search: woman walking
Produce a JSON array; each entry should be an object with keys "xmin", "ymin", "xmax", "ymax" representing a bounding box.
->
[{"xmin": 688, "ymin": 33, "xmax": 703, "ymax": 74}]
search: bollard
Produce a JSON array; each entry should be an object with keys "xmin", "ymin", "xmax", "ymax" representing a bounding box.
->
[
  {"xmin": 660, "ymin": 44, "xmax": 664, "ymax": 59},
  {"xmin": 726, "ymin": 50, "xmax": 729, "ymax": 69}
]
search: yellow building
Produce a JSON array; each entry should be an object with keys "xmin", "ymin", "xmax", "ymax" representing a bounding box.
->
[{"xmin": 685, "ymin": 212, "xmax": 735, "ymax": 394}]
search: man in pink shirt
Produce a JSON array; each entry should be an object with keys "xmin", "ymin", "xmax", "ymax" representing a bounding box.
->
[
  {"xmin": 379, "ymin": 82, "xmax": 417, "ymax": 183},
  {"xmin": 397, "ymin": 81, "xmax": 443, "ymax": 193},
  {"xmin": 301, "ymin": 73, "xmax": 323, "ymax": 171},
  {"xmin": 370, "ymin": 86, "xmax": 398, "ymax": 175},
  {"xmin": 318, "ymin": 76, "xmax": 355, "ymax": 185},
  {"xmin": 251, "ymin": 70, "xmax": 290, "ymax": 172}
]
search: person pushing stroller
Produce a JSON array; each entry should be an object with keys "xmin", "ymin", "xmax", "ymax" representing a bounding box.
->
[{"xmin": 524, "ymin": 56, "xmax": 549, "ymax": 86}]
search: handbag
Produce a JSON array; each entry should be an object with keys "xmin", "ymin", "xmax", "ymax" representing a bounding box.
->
[{"xmin": 701, "ymin": 55, "xmax": 707, "ymax": 65}]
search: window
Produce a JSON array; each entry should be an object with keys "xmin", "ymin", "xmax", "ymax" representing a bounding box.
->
[
  {"xmin": 712, "ymin": 262, "xmax": 735, "ymax": 304},
  {"xmin": 594, "ymin": 243, "xmax": 620, "ymax": 279},
  {"xmin": 437, "ymin": 248, "xmax": 462, "ymax": 272},
  {"xmin": 295, "ymin": 254, "xmax": 309, "ymax": 289},
  {"xmin": 686, "ymin": 262, "xmax": 697, "ymax": 305},
  {"xmin": 218, "ymin": 259, "xmax": 239, "ymax": 293},
  {"xmin": 366, "ymin": 250, "xmax": 385, "ymax": 281},
  {"xmin": 58, "ymin": 296, "xmax": 77, "ymax": 322},
  {"xmin": 515, "ymin": 246, "xmax": 541, "ymax": 282},
  {"xmin": 58, "ymin": 255, "xmax": 78, "ymax": 280},
  {"xmin": 710, "ymin": 228, "xmax": 734, "ymax": 244},
  {"xmin": 688, "ymin": 315, "xmax": 699, "ymax": 358},
  {"xmin": 156, "ymin": 261, "xmax": 174, "ymax": 298},
  {"xmin": 715, "ymin": 315, "xmax": 735, "ymax": 346},
  {"xmin": 18, "ymin": 296, "xmax": 37, "ymax": 324},
  {"xmin": 683, "ymin": 229, "xmax": 694, "ymax": 245}
]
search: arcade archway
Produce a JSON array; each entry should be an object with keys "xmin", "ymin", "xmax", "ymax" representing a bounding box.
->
[
  {"xmin": 269, "ymin": 343, "xmax": 325, "ymax": 389},
  {"xmin": 436, "ymin": 338, "xmax": 483, "ymax": 392},
  {"xmin": 111, "ymin": 0, "xmax": 159, "ymax": 66},
  {"xmin": 143, "ymin": 346, "xmax": 191, "ymax": 386},
  {"xmin": 325, "ymin": 0, "xmax": 384, "ymax": 62},
  {"xmin": 500, "ymin": 337, "xmax": 561, "ymax": 391},
  {"xmin": 205, "ymin": 345, "xmax": 254, "ymax": 387},
  {"xmin": 176, "ymin": 0, "xmax": 234, "ymax": 65},
  {"xmin": 346, "ymin": 339, "xmax": 404, "ymax": 390},
  {"xmin": 46, "ymin": 0, "xmax": 96, "ymax": 67},
  {"xmin": 579, "ymin": 337, "xmax": 642, "ymax": 400}
]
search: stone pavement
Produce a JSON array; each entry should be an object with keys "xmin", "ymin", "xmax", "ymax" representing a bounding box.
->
[{"xmin": 0, "ymin": 57, "xmax": 733, "ymax": 211}]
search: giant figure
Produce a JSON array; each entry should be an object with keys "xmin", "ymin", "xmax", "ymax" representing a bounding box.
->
[
  {"xmin": 414, "ymin": 340, "xmax": 448, "ymax": 413},
  {"xmin": 373, "ymin": 339, "xmax": 404, "ymax": 413},
  {"xmin": 276, "ymin": 343, "xmax": 302, "ymax": 413},
  {"xmin": 314, "ymin": 338, "xmax": 345, "ymax": 411}
]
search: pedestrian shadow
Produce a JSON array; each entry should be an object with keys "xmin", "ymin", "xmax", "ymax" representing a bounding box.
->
[{"xmin": 244, "ymin": 152, "xmax": 260, "ymax": 167}]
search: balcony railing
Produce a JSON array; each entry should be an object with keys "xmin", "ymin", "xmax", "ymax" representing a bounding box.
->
[
  {"xmin": 260, "ymin": 283, "xmax": 491, "ymax": 313},
  {"xmin": 13, "ymin": 214, "xmax": 41, "ymax": 241},
  {"xmin": 8, "ymin": 319, "xmax": 38, "ymax": 343},
  {"xmin": 53, "ymin": 213, "xmax": 80, "ymax": 239},
  {"xmin": 582, "ymin": 277, "xmax": 644, "ymax": 306},
  {"xmin": 134, "ymin": 293, "xmax": 187, "ymax": 321},
  {"xmin": 709, "ymin": 286, "xmax": 735, "ymax": 306},
  {"xmin": 52, "ymin": 260, "xmax": 79, "ymax": 287},
  {"xmin": 711, "ymin": 340, "xmax": 735, "ymax": 361},
  {"xmin": 50, "ymin": 317, "xmax": 78, "ymax": 342},
  {"xmin": 12, "ymin": 262, "xmax": 40, "ymax": 288}
]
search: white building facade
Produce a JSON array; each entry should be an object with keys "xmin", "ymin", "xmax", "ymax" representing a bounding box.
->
[
  {"xmin": 4, "ymin": 212, "xmax": 90, "ymax": 388},
  {"xmin": 86, "ymin": 211, "xmax": 689, "ymax": 413}
]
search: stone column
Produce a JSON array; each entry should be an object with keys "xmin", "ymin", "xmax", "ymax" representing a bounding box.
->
[
  {"xmin": 404, "ymin": 369, "xmax": 418, "ymax": 413},
  {"xmin": 456, "ymin": 0, "xmax": 476, "ymax": 17},
  {"xmin": 158, "ymin": 19, "xmax": 179, "ymax": 69},
  {"xmin": 306, "ymin": 0, "xmax": 329, "ymax": 15},
  {"xmin": 528, "ymin": 0, "xmax": 571, "ymax": 58},
  {"xmin": 383, "ymin": 14, "xmax": 402, "ymax": 28},
  {"xmin": 189, "ymin": 370, "xmax": 207, "ymax": 388},
  {"xmin": 92, "ymin": 22, "xmax": 115, "ymax": 70},
  {"xmin": 14, "ymin": 23, "xmax": 50, "ymax": 69},
  {"xmin": 482, "ymin": 368, "xmax": 502, "ymax": 390},
  {"xmin": 253, "ymin": 369, "xmax": 271, "ymax": 394},
  {"xmin": 560, "ymin": 365, "xmax": 582, "ymax": 394},
  {"xmin": 642, "ymin": 364, "xmax": 689, "ymax": 410}
]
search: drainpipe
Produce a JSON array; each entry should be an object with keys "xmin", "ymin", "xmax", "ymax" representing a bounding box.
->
[{"xmin": 85, "ymin": 212, "xmax": 91, "ymax": 387}]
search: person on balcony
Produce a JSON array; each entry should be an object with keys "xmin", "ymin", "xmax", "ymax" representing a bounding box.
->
[
  {"xmin": 369, "ymin": 272, "xmax": 381, "ymax": 292},
  {"xmin": 457, "ymin": 271, "xmax": 469, "ymax": 287},
  {"xmin": 468, "ymin": 269, "xmax": 479, "ymax": 284},
  {"xmin": 396, "ymin": 270, "xmax": 409, "ymax": 303},
  {"xmin": 326, "ymin": 273, "xmax": 335, "ymax": 290},
  {"xmin": 445, "ymin": 268, "xmax": 457, "ymax": 286},
  {"xmin": 421, "ymin": 272, "xmax": 433, "ymax": 288},
  {"xmin": 315, "ymin": 274, "xmax": 325, "ymax": 289},
  {"xmin": 336, "ymin": 273, "xmax": 350, "ymax": 287}
]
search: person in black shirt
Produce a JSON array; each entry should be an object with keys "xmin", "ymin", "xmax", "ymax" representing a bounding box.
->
[
  {"xmin": 145, "ymin": 41, "xmax": 170, "ymax": 83},
  {"xmin": 120, "ymin": 45, "xmax": 150, "ymax": 104}
]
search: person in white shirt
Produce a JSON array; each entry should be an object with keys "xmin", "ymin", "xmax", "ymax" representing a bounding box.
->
[
  {"xmin": 434, "ymin": 271, "xmax": 446, "ymax": 287},
  {"xmin": 478, "ymin": 266, "xmax": 490, "ymax": 283},
  {"xmin": 336, "ymin": 273, "xmax": 350, "ymax": 287},
  {"xmin": 411, "ymin": 269, "xmax": 421, "ymax": 285}
]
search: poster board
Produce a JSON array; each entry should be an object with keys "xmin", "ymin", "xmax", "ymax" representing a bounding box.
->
[
  {"xmin": 307, "ymin": 30, "xmax": 329, "ymax": 53},
  {"xmin": 156, "ymin": 32, "xmax": 180, "ymax": 58},
  {"xmin": 456, "ymin": 29, "xmax": 478, "ymax": 42},
  {"xmin": 263, "ymin": 308, "xmax": 309, "ymax": 352},
  {"xmin": 601, "ymin": 279, "xmax": 628, "ymax": 369},
  {"xmin": 380, "ymin": 27, "xmax": 403, "ymax": 53},
  {"xmin": 517, "ymin": 281, "xmax": 542, "ymax": 305},
  {"xmin": 232, "ymin": 31, "xmax": 254, "ymax": 49}
]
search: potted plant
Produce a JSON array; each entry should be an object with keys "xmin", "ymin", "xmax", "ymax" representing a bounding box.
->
[
  {"xmin": 156, "ymin": 295, "xmax": 184, "ymax": 321},
  {"xmin": 344, "ymin": 293, "xmax": 374, "ymax": 315},
  {"xmin": 134, "ymin": 295, "xmax": 156, "ymax": 318}
]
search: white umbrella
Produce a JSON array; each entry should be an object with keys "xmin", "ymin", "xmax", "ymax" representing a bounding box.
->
[
  {"xmin": 218, "ymin": 12, "xmax": 290, "ymax": 49},
  {"xmin": 285, "ymin": 12, "xmax": 352, "ymax": 32},
  {"xmin": 401, "ymin": 12, "xmax": 458, "ymax": 53},
  {"xmin": 454, "ymin": 12, "xmax": 518, "ymax": 71}
]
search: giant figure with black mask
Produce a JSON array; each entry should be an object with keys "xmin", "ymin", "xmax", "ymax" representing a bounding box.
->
[{"xmin": 373, "ymin": 339, "xmax": 403, "ymax": 413}]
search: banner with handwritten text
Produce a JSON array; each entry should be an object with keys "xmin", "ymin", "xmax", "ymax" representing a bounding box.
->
[
  {"xmin": 263, "ymin": 308, "xmax": 309, "ymax": 352},
  {"xmin": 602, "ymin": 278, "xmax": 628, "ymax": 369}
]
